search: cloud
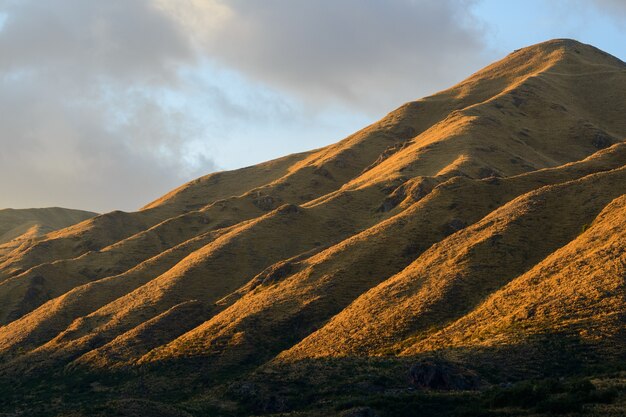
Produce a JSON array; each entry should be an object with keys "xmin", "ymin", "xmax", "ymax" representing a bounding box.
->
[
  {"xmin": 589, "ymin": 0, "xmax": 626, "ymax": 27},
  {"xmin": 0, "ymin": 0, "xmax": 215, "ymax": 212},
  {"xmin": 0, "ymin": 0, "xmax": 191, "ymax": 81},
  {"xmin": 162, "ymin": 0, "xmax": 489, "ymax": 113},
  {"xmin": 0, "ymin": 0, "xmax": 491, "ymax": 212},
  {"xmin": 592, "ymin": 0, "xmax": 626, "ymax": 14},
  {"xmin": 0, "ymin": 71, "xmax": 213, "ymax": 212}
]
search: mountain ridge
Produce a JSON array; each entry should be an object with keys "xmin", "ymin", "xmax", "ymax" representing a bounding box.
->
[{"xmin": 1, "ymin": 38, "xmax": 626, "ymax": 417}]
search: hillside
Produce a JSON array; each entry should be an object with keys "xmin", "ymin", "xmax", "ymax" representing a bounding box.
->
[
  {"xmin": 1, "ymin": 39, "xmax": 625, "ymax": 417},
  {"xmin": 0, "ymin": 207, "xmax": 96, "ymax": 250}
]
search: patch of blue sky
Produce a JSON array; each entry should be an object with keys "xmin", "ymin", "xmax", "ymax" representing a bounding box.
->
[
  {"xmin": 158, "ymin": 58, "xmax": 373, "ymax": 172},
  {"xmin": 474, "ymin": 0, "xmax": 625, "ymax": 60}
]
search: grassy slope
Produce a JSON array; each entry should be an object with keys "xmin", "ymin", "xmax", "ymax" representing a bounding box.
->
[
  {"xmin": 279, "ymin": 166, "xmax": 626, "ymax": 360},
  {"xmin": 131, "ymin": 39, "xmax": 626, "ymax": 368},
  {"xmin": 0, "ymin": 39, "xmax": 625, "ymax": 416},
  {"xmin": 0, "ymin": 207, "xmax": 96, "ymax": 246},
  {"xmin": 409, "ymin": 194, "xmax": 626, "ymax": 358}
]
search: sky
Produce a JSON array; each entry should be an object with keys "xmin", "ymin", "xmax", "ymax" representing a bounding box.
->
[{"xmin": 0, "ymin": 0, "xmax": 624, "ymax": 213}]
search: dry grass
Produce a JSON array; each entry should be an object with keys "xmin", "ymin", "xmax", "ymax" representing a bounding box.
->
[
  {"xmin": 0, "ymin": 207, "xmax": 95, "ymax": 247},
  {"xmin": 0, "ymin": 39, "xmax": 625, "ymax": 416}
]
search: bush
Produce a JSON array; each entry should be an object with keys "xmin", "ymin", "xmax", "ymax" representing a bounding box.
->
[
  {"xmin": 535, "ymin": 393, "xmax": 584, "ymax": 414},
  {"xmin": 483, "ymin": 380, "xmax": 553, "ymax": 408},
  {"xmin": 482, "ymin": 378, "xmax": 617, "ymax": 414}
]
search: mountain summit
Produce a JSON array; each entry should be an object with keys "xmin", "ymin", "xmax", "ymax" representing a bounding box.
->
[{"xmin": 1, "ymin": 39, "xmax": 625, "ymax": 416}]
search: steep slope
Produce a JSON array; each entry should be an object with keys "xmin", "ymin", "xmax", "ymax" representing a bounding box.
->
[
  {"xmin": 101, "ymin": 39, "xmax": 626, "ymax": 369},
  {"xmin": 279, "ymin": 166, "xmax": 626, "ymax": 360},
  {"xmin": 0, "ymin": 38, "xmax": 623, "ymax": 331},
  {"xmin": 2, "ymin": 143, "xmax": 625, "ymax": 370},
  {"xmin": 1, "ymin": 39, "xmax": 626, "ymax": 417},
  {"xmin": 0, "ymin": 102, "xmax": 422, "ymax": 323},
  {"xmin": 408, "ymin": 194, "xmax": 626, "ymax": 361}
]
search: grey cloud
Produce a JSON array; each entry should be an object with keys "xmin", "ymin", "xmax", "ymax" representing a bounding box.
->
[
  {"xmin": 0, "ymin": 0, "xmax": 191, "ymax": 82},
  {"xmin": 179, "ymin": 0, "xmax": 490, "ymax": 113},
  {"xmin": 0, "ymin": 71, "xmax": 217, "ymax": 212},
  {"xmin": 0, "ymin": 0, "xmax": 218, "ymax": 212},
  {"xmin": 592, "ymin": 0, "xmax": 626, "ymax": 14},
  {"xmin": 590, "ymin": 0, "xmax": 626, "ymax": 26},
  {"xmin": 0, "ymin": 0, "xmax": 492, "ymax": 212}
]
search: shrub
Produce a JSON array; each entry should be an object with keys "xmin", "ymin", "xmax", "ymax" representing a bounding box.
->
[{"xmin": 482, "ymin": 377, "xmax": 617, "ymax": 414}]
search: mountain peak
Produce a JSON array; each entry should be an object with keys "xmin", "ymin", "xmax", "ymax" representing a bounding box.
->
[
  {"xmin": 509, "ymin": 38, "xmax": 625, "ymax": 67},
  {"xmin": 526, "ymin": 37, "xmax": 588, "ymax": 50}
]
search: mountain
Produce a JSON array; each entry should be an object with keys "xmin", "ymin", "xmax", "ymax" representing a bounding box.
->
[
  {"xmin": 0, "ymin": 207, "xmax": 96, "ymax": 248},
  {"xmin": 1, "ymin": 39, "xmax": 625, "ymax": 417}
]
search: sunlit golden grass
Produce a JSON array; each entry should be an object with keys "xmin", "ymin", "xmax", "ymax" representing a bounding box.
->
[{"xmin": 0, "ymin": 39, "xmax": 625, "ymax": 417}]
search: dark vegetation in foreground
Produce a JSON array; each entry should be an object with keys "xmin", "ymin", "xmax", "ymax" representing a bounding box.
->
[{"xmin": 2, "ymin": 357, "xmax": 625, "ymax": 417}]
